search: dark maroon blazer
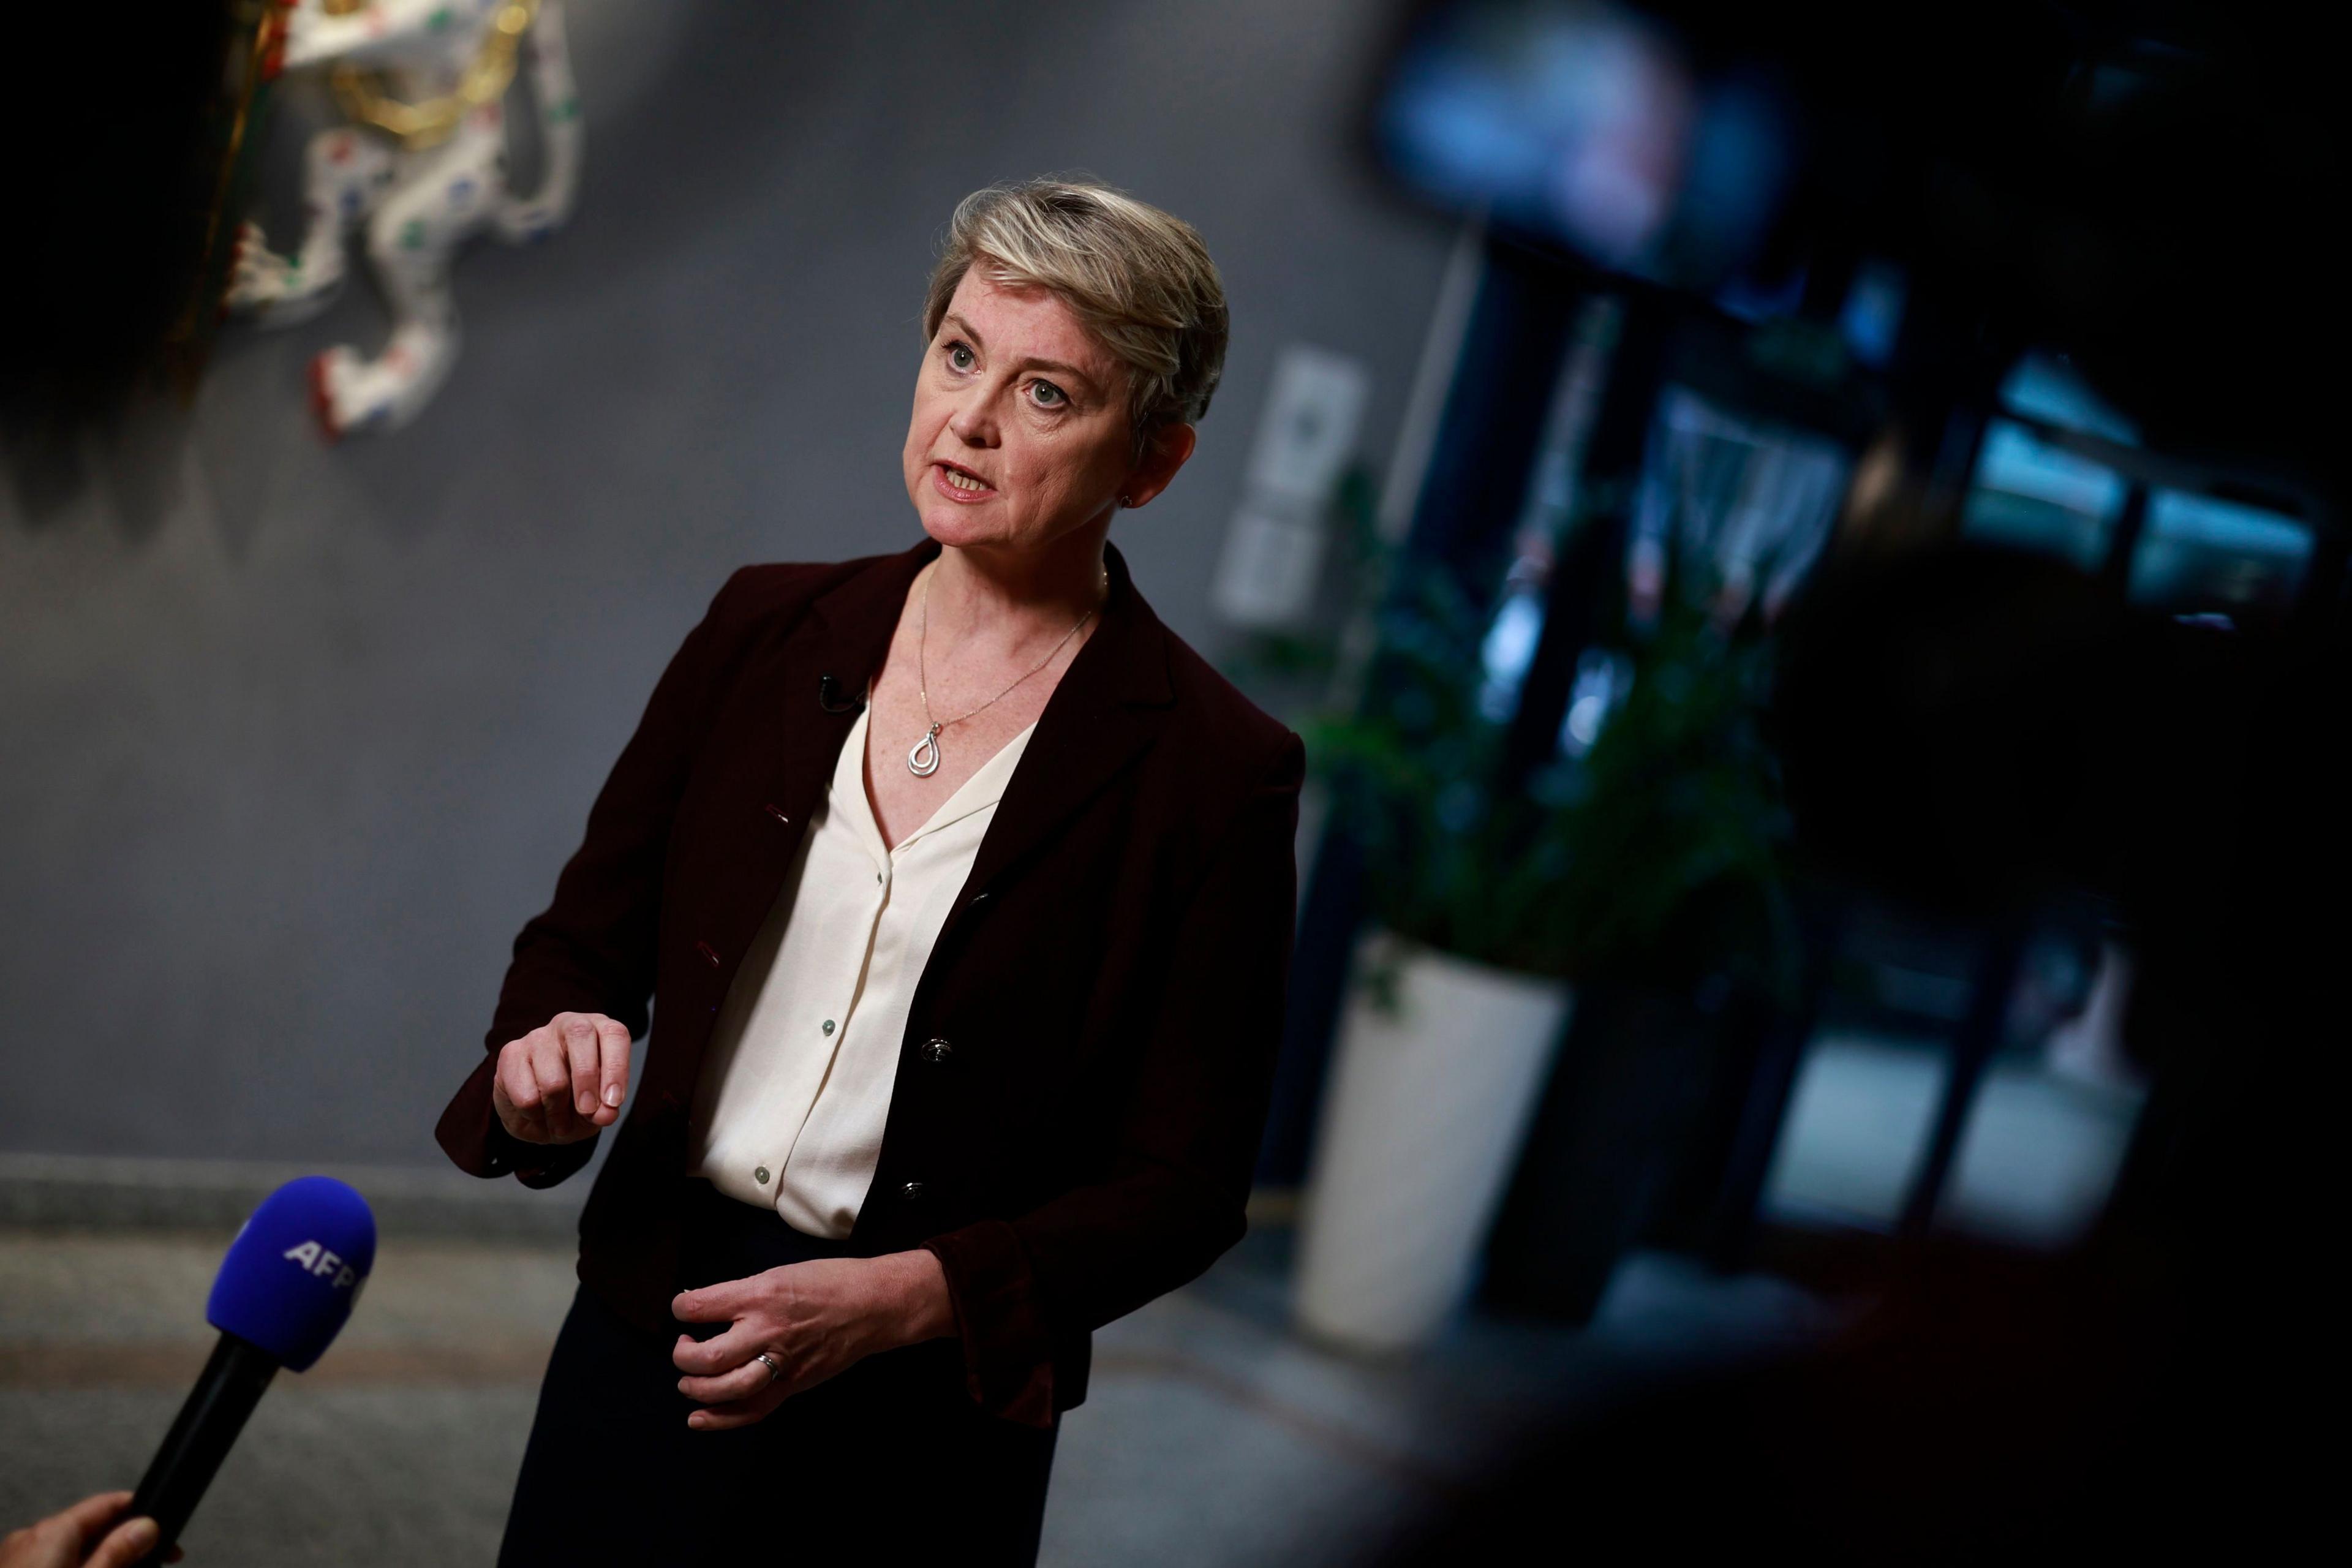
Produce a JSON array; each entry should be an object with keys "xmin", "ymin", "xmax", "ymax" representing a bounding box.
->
[{"xmin": 435, "ymin": 537, "xmax": 1302, "ymax": 1427}]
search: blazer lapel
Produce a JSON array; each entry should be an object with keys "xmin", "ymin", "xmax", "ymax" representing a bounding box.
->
[
  {"xmin": 958, "ymin": 542, "xmax": 1175, "ymax": 902},
  {"xmin": 750, "ymin": 537, "xmax": 1172, "ymax": 960},
  {"xmin": 764, "ymin": 540, "xmax": 940, "ymax": 824}
]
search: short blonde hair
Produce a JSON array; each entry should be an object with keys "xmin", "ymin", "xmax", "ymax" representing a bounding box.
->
[{"xmin": 924, "ymin": 178, "xmax": 1229, "ymax": 444}]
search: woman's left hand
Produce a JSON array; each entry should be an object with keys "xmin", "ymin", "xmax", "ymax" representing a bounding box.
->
[{"xmin": 669, "ymin": 1249, "xmax": 954, "ymax": 1430}]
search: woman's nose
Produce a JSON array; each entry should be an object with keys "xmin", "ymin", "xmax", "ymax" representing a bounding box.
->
[{"xmin": 947, "ymin": 394, "xmax": 998, "ymax": 446}]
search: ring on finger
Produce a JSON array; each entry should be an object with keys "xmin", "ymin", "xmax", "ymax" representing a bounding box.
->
[{"xmin": 754, "ymin": 1352, "xmax": 781, "ymax": 1386}]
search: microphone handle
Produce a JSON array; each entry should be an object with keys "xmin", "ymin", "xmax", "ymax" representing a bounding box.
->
[{"xmin": 128, "ymin": 1332, "xmax": 281, "ymax": 1563}]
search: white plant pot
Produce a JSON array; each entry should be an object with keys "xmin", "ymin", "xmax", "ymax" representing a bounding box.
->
[{"xmin": 1294, "ymin": 931, "xmax": 1572, "ymax": 1354}]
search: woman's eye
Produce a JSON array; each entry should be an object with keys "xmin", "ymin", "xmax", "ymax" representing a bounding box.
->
[
  {"xmin": 1030, "ymin": 380, "xmax": 1066, "ymax": 408},
  {"xmin": 946, "ymin": 342, "xmax": 974, "ymax": 371}
]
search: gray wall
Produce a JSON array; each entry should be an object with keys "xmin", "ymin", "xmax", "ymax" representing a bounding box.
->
[{"xmin": 0, "ymin": 1, "xmax": 1452, "ymax": 1166}]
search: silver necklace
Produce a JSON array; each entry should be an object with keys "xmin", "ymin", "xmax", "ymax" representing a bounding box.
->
[{"xmin": 908, "ymin": 564, "xmax": 1103, "ymax": 777}]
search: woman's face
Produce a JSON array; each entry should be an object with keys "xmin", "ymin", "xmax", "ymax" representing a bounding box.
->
[{"xmin": 903, "ymin": 270, "xmax": 1185, "ymax": 562}]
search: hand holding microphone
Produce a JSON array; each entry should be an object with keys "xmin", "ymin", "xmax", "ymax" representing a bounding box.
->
[
  {"xmin": 0, "ymin": 1493, "xmax": 177, "ymax": 1568},
  {"xmin": 490, "ymin": 1011, "xmax": 633, "ymax": 1143}
]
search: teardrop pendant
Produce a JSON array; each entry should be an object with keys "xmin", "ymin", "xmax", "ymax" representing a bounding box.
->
[{"xmin": 907, "ymin": 723, "xmax": 943, "ymax": 777}]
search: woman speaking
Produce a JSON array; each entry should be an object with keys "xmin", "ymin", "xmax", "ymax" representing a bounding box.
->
[{"xmin": 435, "ymin": 178, "xmax": 1303, "ymax": 1564}]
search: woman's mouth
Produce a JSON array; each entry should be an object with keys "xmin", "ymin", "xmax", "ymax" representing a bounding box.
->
[{"xmin": 932, "ymin": 462, "xmax": 997, "ymax": 502}]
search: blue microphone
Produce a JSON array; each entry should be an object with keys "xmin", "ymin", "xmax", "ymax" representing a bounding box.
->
[{"xmin": 129, "ymin": 1177, "xmax": 375, "ymax": 1563}]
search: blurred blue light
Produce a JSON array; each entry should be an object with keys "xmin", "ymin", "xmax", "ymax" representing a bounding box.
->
[
  {"xmin": 2144, "ymin": 489, "xmax": 2309, "ymax": 555},
  {"xmin": 1558, "ymin": 647, "xmax": 1630, "ymax": 756},
  {"xmin": 1716, "ymin": 263, "xmax": 1806, "ymax": 324},
  {"xmin": 1477, "ymin": 587, "xmax": 1548, "ymax": 721},
  {"xmin": 1669, "ymin": 74, "xmax": 1790, "ymax": 285},
  {"xmin": 1837, "ymin": 258, "xmax": 1907, "ymax": 369},
  {"xmin": 1376, "ymin": 1, "xmax": 1710, "ymax": 277},
  {"xmin": 1381, "ymin": 53, "xmax": 1559, "ymax": 215},
  {"xmin": 2129, "ymin": 489, "xmax": 2311, "ymax": 611},
  {"xmin": 1999, "ymin": 352, "xmax": 2138, "ymax": 444},
  {"xmin": 1974, "ymin": 420, "xmax": 2126, "ymax": 516},
  {"xmin": 1961, "ymin": 418, "xmax": 2126, "ymax": 568}
]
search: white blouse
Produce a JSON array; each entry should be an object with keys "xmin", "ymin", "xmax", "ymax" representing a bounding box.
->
[{"xmin": 685, "ymin": 701, "xmax": 1036, "ymax": 1237}]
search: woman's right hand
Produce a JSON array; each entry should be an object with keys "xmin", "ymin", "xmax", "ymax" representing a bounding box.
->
[{"xmin": 490, "ymin": 1011, "xmax": 633, "ymax": 1144}]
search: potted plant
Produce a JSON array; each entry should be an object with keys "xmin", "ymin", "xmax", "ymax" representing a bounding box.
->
[
  {"xmin": 1289, "ymin": 566, "xmax": 1583, "ymax": 1353},
  {"xmin": 1292, "ymin": 549, "xmax": 1800, "ymax": 1352},
  {"xmin": 1476, "ymin": 598, "xmax": 1801, "ymax": 1321}
]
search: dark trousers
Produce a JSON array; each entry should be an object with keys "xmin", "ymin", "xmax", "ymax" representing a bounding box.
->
[{"xmin": 498, "ymin": 1180, "xmax": 1057, "ymax": 1567}]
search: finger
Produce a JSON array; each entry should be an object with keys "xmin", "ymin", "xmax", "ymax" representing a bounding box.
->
[
  {"xmin": 669, "ymin": 1280, "xmax": 749, "ymax": 1324},
  {"xmin": 531, "ymin": 1034, "xmax": 584, "ymax": 1140},
  {"xmin": 679, "ymin": 1352, "xmax": 782, "ymax": 1406},
  {"xmin": 496, "ymin": 1045, "xmax": 549, "ymax": 1140},
  {"xmin": 669, "ymin": 1319, "xmax": 762, "ymax": 1375},
  {"xmin": 686, "ymin": 1381, "xmax": 794, "ymax": 1431},
  {"xmin": 593, "ymin": 1018, "xmax": 632, "ymax": 1124},
  {"xmin": 53, "ymin": 1490, "xmax": 134, "ymax": 1545},
  {"xmin": 560, "ymin": 1016, "xmax": 601, "ymax": 1119},
  {"xmin": 86, "ymin": 1516, "xmax": 164, "ymax": 1568},
  {"xmin": 499, "ymin": 1038, "xmax": 545, "ymax": 1111}
]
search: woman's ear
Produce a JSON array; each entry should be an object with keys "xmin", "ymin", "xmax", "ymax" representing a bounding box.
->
[{"xmin": 1119, "ymin": 423, "xmax": 1197, "ymax": 510}]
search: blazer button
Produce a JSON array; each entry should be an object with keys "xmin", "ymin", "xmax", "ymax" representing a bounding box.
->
[
  {"xmin": 695, "ymin": 939, "xmax": 721, "ymax": 968},
  {"xmin": 900, "ymin": 1181, "xmax": 925, "ymax": 1202},
  {"xmin": 921, "ymin": 1038, "xmax": 954, "ymax": 1065},
  {"xmin": 763, "ymin": 802, "xmax": 791, "ymax": 826}
]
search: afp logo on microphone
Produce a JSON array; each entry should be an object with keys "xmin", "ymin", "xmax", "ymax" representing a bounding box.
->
[
  {"xmin": 207, "ymin": 1176, "xmax": 378, "ymax": 1372},
  {"xmin": 281, "ymin": 1239, "xmax": 363, "ymax": 1294}
]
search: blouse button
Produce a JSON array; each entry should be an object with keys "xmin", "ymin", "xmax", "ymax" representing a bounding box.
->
[
  {"xmin": 754, "ymin": 1166, "xmax": 770, "ymax": 1185},
  {"xmin": 821, "ymin": 1019, "xmax": 836, "ymax": 1036}
]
